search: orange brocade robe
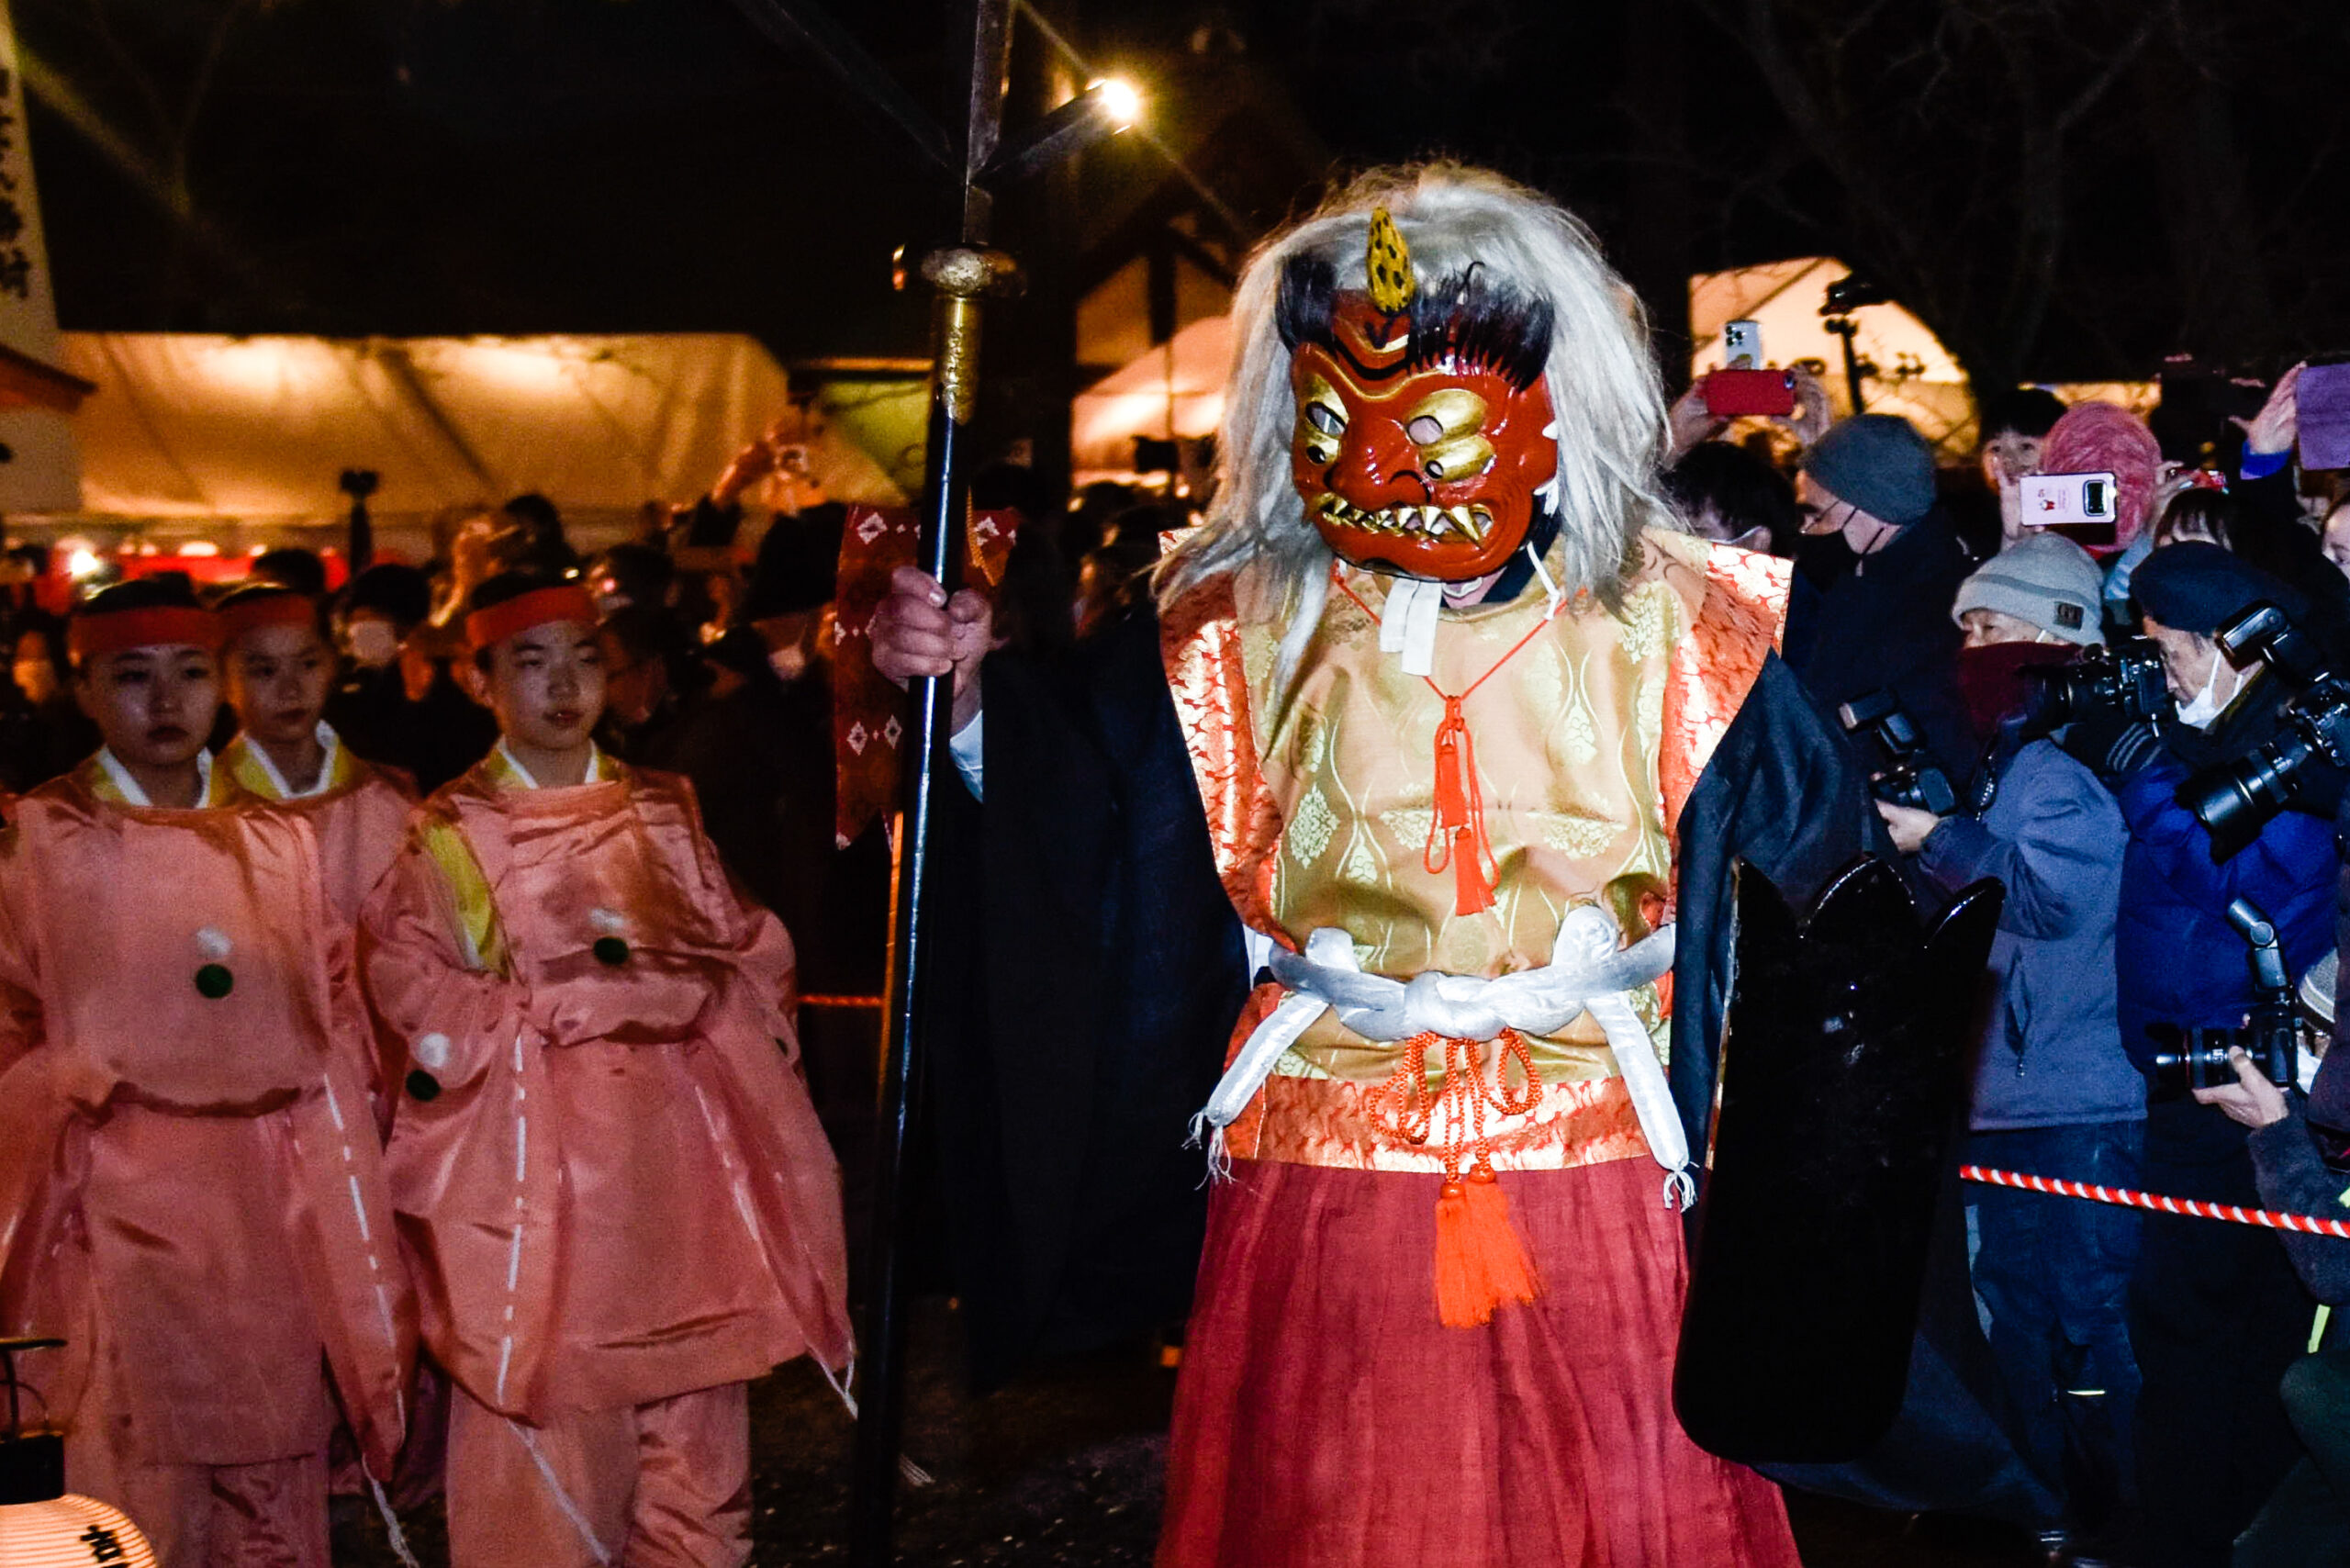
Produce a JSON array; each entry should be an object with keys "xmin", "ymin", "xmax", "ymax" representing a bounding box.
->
[
  {"xmin": 1170, "ymin": 527, "xmax": 1788, "ymax": 1168},
  {"xmin": 0, "ymin": 757, "xmax": 413, "ymax": 1475},
  {"xmin": 1152, "ymin": 529, "xmax": 1804, "ymax": 1568},
  {"xmin": 359, "ymin": 752, "xmax": 852, "ymax": 1421}
]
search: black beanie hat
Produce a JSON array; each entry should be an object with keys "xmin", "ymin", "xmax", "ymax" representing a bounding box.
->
[{"xmin": 2131, "ymin": 542, "xmax": 2304, "ymax": 635}]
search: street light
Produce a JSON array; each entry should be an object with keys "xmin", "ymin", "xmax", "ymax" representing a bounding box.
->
[
  {"xmin": 1091, "ymin": 75, "xmax": 1142, "ymax": 129},
  {"xmin": 976, "ymin": 75, "xmax": 1144, "ymax": 188}
]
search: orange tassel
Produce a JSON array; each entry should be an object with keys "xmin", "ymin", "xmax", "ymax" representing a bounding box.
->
[
  {"xmin": 1427, "ymin": 697, "xmax": 1496, "ymax": 916},
  {"xmin": 1432, "ymin": 1168, "xmax": 1541, "ymax": 1328}
]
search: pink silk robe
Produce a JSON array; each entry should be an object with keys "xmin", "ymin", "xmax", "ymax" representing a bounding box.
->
[
  {"xmin": 359, "ymin": 758, "xmax": 852, "ymax": 1421},
  {"xmin": 0, "ymin": 764, "xmax": 414, "ymax": 1474},
  {"xmin": 219, "ymin": 731, "xmax": 417, "ymax": 927}
]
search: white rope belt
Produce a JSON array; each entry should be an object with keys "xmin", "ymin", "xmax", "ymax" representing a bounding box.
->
[{"xmin": 1192, "ymin": 905, "xmax": 1695, "ymax": 1209}]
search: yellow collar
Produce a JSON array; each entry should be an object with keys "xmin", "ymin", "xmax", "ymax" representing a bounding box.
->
[{"xmin": 221, "ymin": 722, "xmax": 359, "ymax": 801}]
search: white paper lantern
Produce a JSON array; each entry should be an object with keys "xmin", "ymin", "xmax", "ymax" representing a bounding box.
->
[
  {"xmin": 0, "ymin": 1493, "xmax": 159, "ymax": 1567},
  {"xmin": 0, "ymin": 1340, "xmax": 157, "ymax": 1567}
]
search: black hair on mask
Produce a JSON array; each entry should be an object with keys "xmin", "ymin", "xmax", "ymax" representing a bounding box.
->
[{"xmin": 1274, "ymin": 252, "xmax": 1551, "ymax": 392}]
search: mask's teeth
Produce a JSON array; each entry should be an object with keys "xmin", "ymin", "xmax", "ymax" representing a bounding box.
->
[
  {"xmin": 1462, "ymin": 507, "xmax": 1493, "ymax": 543},
  {"xmin": 1447, "ymin": 505, "xmax": 1472, "ymax": 535},
  {"xmin": 1427, "ymin": 509, "xmax": 1452, "ymax": 537}
]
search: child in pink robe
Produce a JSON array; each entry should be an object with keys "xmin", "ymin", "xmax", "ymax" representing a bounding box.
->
[
  {"xmin": 0, "ymin": 578, "xmax": 412, "ymax": 1566},
  {"xmin": 216, "ymin": 584, "xmax": 417, "ymax": 927},
  {"xmin": 359, "ymin": 573, "xmax": 851, "ymax": 1567}
]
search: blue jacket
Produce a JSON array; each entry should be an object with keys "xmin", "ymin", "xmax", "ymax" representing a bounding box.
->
[
  {"xmin": 1918, "ymin": 738, "xmax": 2140, "ymax": 1128},
  {"xmin": 2113, "ymin": 752, "xmax": 2336, "ymax": 1073}
]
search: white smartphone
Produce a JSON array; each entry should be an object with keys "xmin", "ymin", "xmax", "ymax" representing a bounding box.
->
[
  {"xmin": 1722, "ymin": 319, "xmax": 1762, "ymax": 369},
  {"xmin": 2020, "ymin": 471, "xmax": 2118, "ymax": 526}
]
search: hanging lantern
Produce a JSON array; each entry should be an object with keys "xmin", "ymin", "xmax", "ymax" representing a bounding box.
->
[{"xmin": 0, "ymin": 1338, "xmax": 158, "ymax": 1567}]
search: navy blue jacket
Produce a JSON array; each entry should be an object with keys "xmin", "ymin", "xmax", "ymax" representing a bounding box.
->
[{"xmin": 2113, "ymin": 753, "xmax": 2335, "ymax": 1073}]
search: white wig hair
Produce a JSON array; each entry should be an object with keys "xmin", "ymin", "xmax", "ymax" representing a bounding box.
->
[{"xmin": 1158, "ymin": 162, "xmax": 1676, "ymax": 661}]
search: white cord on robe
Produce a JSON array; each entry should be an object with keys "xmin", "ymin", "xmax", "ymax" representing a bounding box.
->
[
  {"xmin": 817, "ymin": 1358, "xmax": 934, "ymax": 1486},
  {"xmin": 513, "ymin": 1418, "xmax": 614, "ymax": 1566},
  {"xmin": 365, "ymin": 1473, "xmax": 423, "ymax": 1568}
]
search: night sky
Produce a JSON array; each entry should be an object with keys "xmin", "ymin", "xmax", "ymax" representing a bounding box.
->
[{"xmin": 20, "ymin": 0, "xmax": 2350, "ymax": 390}]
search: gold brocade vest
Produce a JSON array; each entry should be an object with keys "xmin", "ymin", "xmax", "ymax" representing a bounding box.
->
[{"xmin": 1161, "ymin": 526, "xmax": 1789, "ymax": 1173}]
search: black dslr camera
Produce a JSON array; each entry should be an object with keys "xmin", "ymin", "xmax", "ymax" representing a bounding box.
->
[
  {"xmin": 2017, "ymin": 636, "xmax": 2169, "ymax": 738},
  {"xmin": 1838, "ymin": 689, "xmax": 1958, "ymax": 814},
  {"xmin": 2176, "ymin": 602, "xmax": 2350, "ymax": 860},
  {"xmin": 2149, "ymin": 898, "xmax": 2303, "ymax": 1094}
]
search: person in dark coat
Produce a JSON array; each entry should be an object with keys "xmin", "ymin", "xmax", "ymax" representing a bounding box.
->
[
  {"xmin": 323, "ymin": 562, "xmax": 431, "ymax": 773},
  {"xmin": 2073, "ymin": 542, "xmax": 2336, "ymax": 1568},
  {"xmin": 2191, "ymin": 979, "xmax": 2350, "ymax": 1567},
  {"xmin": 654, "ymin": 510, "xmax": 889, "ymax": 1172},
  {"xmin": 1792, "ymin": 413, "xmax": 1977, "ymax": 783},
  {"xmin": 1, "ymin": 611, "xmax": 97, "ymax": 793}
]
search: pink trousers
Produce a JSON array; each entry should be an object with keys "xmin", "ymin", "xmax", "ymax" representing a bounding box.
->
[
  {"xmin": 62, "ymin": 1309, "xmax": 330, "ymax": 1568},
  {"xmin": 63, "ymin": 1430, "xmax": 328, "ymax": 1568},
  {"xmin": 445, "ymin": 1381, "xmax": 751, "ymax": 1568}
]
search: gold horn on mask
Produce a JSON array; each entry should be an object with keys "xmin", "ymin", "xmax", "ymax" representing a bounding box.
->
[{"xmin": 1366, "ymin": 206, "xmax": 1416, "ymax": 315}]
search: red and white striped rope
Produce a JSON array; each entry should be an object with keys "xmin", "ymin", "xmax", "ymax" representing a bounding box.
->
[{"xmin": 1962, "ymin": 1164, "xmax": 2350, "ymax": 1239}]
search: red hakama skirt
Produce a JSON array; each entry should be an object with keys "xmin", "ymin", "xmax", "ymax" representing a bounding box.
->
[{"xmin": 1158, "ymin": 1154, "xmax": 1803, "ymax": 1568}]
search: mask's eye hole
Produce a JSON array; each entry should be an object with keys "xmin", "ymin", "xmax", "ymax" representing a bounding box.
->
[
  {"xmin": 1404, "ymin": 414, "xmax": 1444, "ymax": 444},
  {"xmin": 1306, "ymin": 403, "xmax": 1345, "ymax": 436}
]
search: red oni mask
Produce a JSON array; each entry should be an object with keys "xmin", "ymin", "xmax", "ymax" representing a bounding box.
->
[{"xmin": 1281, "ymin": 208, "xmax": 1559, "ymax": 581}]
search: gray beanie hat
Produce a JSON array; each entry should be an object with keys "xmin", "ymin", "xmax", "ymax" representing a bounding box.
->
[
  {"xmin": 1800, "ymin": 414, "xmax": 1937, "ymax": 527},
  {"xmin": 1952, "ymin": 533, "xmax": 2106, "ymax": 646}
]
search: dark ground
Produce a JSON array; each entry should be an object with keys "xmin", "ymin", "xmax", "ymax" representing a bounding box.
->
[{"xmin": 334, "ymin": 1294, "xmax": 2053, "ymax": 1567}]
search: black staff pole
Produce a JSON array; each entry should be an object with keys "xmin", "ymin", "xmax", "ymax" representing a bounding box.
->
[
  {"xmin": 714, "ymin": 4, "xmax": 1138, "ymax": 1559},
  {"xmin": 847, "ymin": 3, "xmax": 1013, "ymax": 1562}
]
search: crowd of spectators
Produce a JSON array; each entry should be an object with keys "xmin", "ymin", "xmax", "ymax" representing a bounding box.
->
[
  {"xmin": 10, "ymin": 361, "xmax": 2350, "ymax": 1566},
  {"xmin": 1673, "ymin": 364, "xmax": 2350, "ymax": 1568}
]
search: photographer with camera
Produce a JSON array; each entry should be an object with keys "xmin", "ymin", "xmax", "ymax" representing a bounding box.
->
[
  {"xmin": 1875, "ymin": 534, "xmax": 2143, "ymax": 1539},
  {"xmin": 2189, "ymin": 1008, "xmax": 2350, "ymax": 1567},
  {"xmin": 2073, "ymin": 542, "xmax": 2337, "ymax": 1567}
]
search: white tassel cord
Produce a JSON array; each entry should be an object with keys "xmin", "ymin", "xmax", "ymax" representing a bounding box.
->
[
  {"xmin": 514, "ymin": 1419, "xmax": 614, "ymax": 1567},
  {"xmin": 365, "ymin": 1474, "xmax": 423, "ymax": 1568},
  {"xmin": 820, "ymin": 1359, "xmax": 935, "ymax": 1487}
]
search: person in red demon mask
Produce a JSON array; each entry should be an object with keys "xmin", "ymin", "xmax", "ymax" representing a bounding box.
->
[{"xmin": 873, "ymin": 164, "xmax": 2042, "ymax": 1565}]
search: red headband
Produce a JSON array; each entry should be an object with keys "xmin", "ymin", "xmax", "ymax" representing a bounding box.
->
[
  {"xmin": 465, "ymin": 584, "xmax": 599, "ymax": 651},
  {"xmin": 68, "ymin": 605, "xmax": 222, "ymax": 664},
  {"xmin": 219, "ymin": 592, "xmax": 318, "ymax": 644}
]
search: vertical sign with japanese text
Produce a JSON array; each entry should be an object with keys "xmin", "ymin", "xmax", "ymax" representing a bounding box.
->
[{"xmin": 0, "ymin": 0, "xmax": 79, "ymax": 511}]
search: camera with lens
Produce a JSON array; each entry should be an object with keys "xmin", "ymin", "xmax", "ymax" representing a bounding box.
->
[
  {"xmin": 1837, "ymin": 689, "xmax": 1958, "ymax": 814},
  {"xmin": 2149, "ymin": 898, "xmax": 2304, "ymax": 1094},
  {"xmin": 2017, "ymin": 636, "xmax": 2169, "ymax": 738},
  {"xmin": 2175, "ymin": 602, "xmax": 2350, "ymax": 861}
]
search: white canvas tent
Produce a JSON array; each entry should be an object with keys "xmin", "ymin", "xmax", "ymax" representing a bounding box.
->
[
  {"xmin": 1688, "ymin": 256, "xmax": 1979, "ymax": 453},
  {"xmin": 1071, "ymin": 313, "xmax": 1231, "ymax": 485},
  {"xmin": 10, "ymin": 332, "xmax": 909, "ymax": 556},
  {"xmin": 1687, "ymin": 257, "xmax": 2157, "ymax": 454}
]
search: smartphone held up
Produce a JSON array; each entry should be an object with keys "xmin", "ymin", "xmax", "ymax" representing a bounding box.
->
[
  {"xmin": 2021, "ymin": 470, "xmax": 2119, "ymax": 547},
  {"xmin": 1701, "ymin": 319, "xmax": 1798, "ymax": 419}
]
